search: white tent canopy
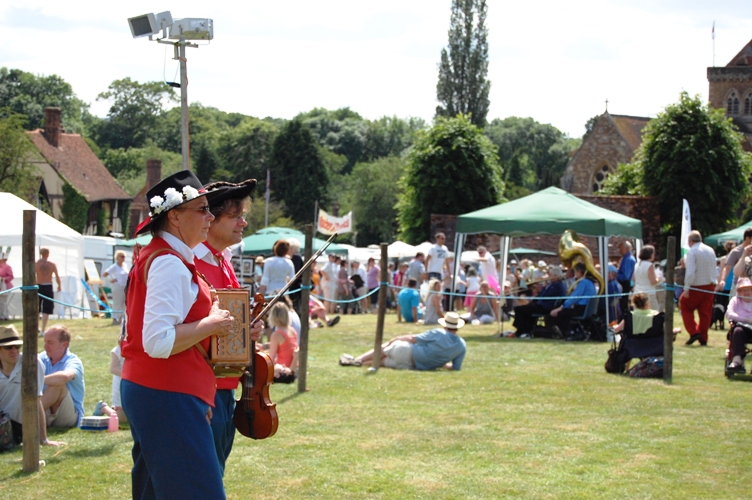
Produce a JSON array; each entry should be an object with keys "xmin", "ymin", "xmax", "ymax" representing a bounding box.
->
[{"xmin": 0, "ymin": 193, "xmax": 86, "ymax": 319}]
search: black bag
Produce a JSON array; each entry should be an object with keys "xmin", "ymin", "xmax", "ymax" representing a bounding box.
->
[
  {"xmin": 0, "ymin": 411, "xmax": 15, "ymax": 452},
  {"xmin": 605, "ymin": 347, "xmax": 629, "ymax": 374},
  {"xmin": 350, "ymin": 274, "xmax": 364, "ymax": 289}
]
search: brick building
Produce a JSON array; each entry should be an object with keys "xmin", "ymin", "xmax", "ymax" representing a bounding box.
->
[
  {"xmin": 27, "ymin": 107, "xmax": 131, "ymax": 235},
  {"xmin": 560, "ymin": 113, "xmax": 649, "ymax": 195},
  {"xmin": 707, "ymin": 39, "xmax": 752, "ymax": 151}
]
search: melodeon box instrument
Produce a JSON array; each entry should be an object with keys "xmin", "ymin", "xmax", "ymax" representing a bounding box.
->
[{"xmin": 210, "ymin": 288, "xmax": 253, "ymax": 376}]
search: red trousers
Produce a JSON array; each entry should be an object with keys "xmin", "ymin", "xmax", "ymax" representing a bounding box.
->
[{"xmin": 679, "ymin": 284, "xmax": 715, "ymax": 342}]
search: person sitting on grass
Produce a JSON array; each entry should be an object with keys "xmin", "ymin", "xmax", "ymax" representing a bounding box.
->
[
  {"xmin": 423, "ymin": 278, "xmax": 444, "ymax": 325},
  {"xmin": 309, "ymin": 296, "xmax": 340, "ymax": 328},
  {"xmin": 93, "ymin": 330, "xmax": 128, "ymax": 423},
  {"xmin": 396, "ymin": 278, "xmax": 422, "ymax": 323},
  {"xmin": 726, "ymin": 277, "xmax": 752, "ymax": 374},
  {"xmin": 267, "ymin": 303, "xmax": 299, "ymax": 383},
  {"xmin": 339, "ymin": 312, "xmax": 466, "ymax": 371},
  {"xmin": 464, "ymin": 281, "xmax": 499, "ymax": 325}
]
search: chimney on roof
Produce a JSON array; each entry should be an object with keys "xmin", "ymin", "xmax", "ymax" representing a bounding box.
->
[
  {"xmin": 44, "ymin": 107, "xmax": 62, "ymax": 147},
  {"xmin": 146, "ymin": 159, "xmax": 162, "ymax": 191}
]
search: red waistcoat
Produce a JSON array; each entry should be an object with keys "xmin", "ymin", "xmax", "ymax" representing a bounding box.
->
[
  {"xmin": 122, "ymin": 237, "xmax": 215, "ymax": 406},
  {"xmin": 194, "ymin": 246, "xmax": 242, "ymax": 390}
]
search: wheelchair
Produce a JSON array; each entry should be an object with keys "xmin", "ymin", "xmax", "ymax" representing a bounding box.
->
[{"xmin": 724, "ymin": 321, "xmax": 752, "ymax": 380}]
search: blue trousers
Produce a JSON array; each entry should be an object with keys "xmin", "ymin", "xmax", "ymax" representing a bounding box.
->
[
  {"xmin": 210, "ymin": 389, "xmax": 236, "ymax": 476},
  {"xmin": 121, "ymin": 380, "xmax": 225, "ymax": 500}
]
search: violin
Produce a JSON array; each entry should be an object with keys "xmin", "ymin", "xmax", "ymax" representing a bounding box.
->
[{"xmin": 233, "ymin": 293, "xmax": 278, "ymax": 439}]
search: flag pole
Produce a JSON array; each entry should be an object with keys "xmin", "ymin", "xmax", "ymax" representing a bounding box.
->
[{"xmin": 264, "ymin": 169, "xmax": 270, "ymax": 228}]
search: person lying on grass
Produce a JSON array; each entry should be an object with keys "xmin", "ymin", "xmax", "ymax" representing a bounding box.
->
[{"xmin": 339, "ymin": 312, "xmax": 466, "ymax": 370}]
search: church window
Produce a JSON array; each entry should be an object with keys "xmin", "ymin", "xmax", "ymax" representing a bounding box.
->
[
  {"xmin": 727, "ymin": 90, "xmax": 740, "ymax": 115},
  {"xmin": 591, "ymin": 163, "xmax": 613, "ymax": 193},
  {"xmin": 746, "ymin": 97, "xmax": 751, "ymax": 115}
]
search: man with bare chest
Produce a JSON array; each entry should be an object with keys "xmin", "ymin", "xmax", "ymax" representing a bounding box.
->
[{"xmin": 35, "ymin": 248, "xmax": 61, "ymax": 333}]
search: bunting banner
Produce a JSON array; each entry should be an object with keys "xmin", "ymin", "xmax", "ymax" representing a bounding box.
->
[{"xmin": 317, "ymin": 209, "xmax": 352, "ymax": 235}]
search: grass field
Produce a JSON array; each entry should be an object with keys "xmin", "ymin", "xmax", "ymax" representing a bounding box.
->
[{"xmin": 0, "ymin": 311, "xmax": 750, "ymax": 500}]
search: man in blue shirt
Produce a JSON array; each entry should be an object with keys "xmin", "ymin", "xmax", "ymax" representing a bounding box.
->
[
  {"xmin": 397, "ymin": 279, "xmax": 421, "ymax": 323},
  {"xmin": 616, "ymin": 241, "xmax": 636, "ymax": 317},
  {"xmin": 550, "ymin": 263, "xmax": 596, "ymax": 337},
  {"xmin": 39, "ymin": 325, "xmax": 85, "ymax": 428},
  {"xmin": 340, "ymin": 312, "xmax": 467, "ymax": 370}
]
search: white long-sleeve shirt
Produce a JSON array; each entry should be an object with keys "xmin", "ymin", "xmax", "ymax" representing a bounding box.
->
[
  {"xmin": 684, "ymin": 241, "xmax": 717, "ymax": 288},
  {"xmin": 142, "ymin": 232, "xmax": 199, "ymax": 358}
]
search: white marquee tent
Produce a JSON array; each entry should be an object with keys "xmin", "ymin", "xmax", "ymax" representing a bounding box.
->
[{"xmin": 0, "ymin": 193, "xmax": 86, "ymax": 319}]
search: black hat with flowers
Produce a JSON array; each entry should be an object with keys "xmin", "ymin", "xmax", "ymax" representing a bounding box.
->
[{"xmin": 135, "ymin": 170, "xmax": 228, "ymax": 236}]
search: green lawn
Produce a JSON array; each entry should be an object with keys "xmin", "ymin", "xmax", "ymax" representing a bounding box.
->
[{"xmin": 0, "ymin": 312, "xmax": 749, "ymax": 499}]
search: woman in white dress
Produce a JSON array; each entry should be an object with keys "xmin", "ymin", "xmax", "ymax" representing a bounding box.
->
[{"xmin": 632, "ymin": 245, "xmax": 663, "ymax": 312}]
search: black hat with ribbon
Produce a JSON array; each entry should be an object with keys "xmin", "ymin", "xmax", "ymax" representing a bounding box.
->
[
  {"xmin": 135, "ymin": 170, "xmax": 228, "ymax": 236},
  {"xmin": 203, "ymin": 179, "xmax": 258, "ymax": 209}
]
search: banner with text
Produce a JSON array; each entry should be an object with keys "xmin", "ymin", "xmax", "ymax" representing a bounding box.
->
[{"xmin": 317, "ymin": 209, "xmax": 352, "ymax": 235}]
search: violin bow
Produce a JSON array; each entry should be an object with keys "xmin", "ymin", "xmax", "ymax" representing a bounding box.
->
[{"xmin": 252, "ymin": 232, "xmax": 338, "ymax": 320}]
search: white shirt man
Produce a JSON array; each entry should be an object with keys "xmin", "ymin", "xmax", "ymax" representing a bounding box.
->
[
  {"xmin": 425, "ymin": 233, "xmax": 452, "ymax": 280},
  {"xmin": 476, "ymin": 246, "xmax": 496, "ymax": 280}
]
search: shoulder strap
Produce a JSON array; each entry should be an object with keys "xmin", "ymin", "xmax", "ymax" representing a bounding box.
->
[{"xmin": 142, "ymin": 248, "xmax": 184, "ymax": 283}]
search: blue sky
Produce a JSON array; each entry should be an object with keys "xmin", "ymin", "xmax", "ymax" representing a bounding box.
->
[{"xmin": 1, "ymin": 0, "xmax": 751, "ymax": 137}]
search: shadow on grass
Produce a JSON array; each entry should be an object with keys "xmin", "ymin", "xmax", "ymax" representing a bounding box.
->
[
  {"xmin": 275, "ymin": 392, "xmax": 304, "ymax": 405},
  {"xmin": 60, "ymin": 442, "xmax": 118, "ymax": 459}
]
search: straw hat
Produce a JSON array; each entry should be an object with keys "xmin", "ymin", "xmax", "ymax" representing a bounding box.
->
[
  {"xmin": 438, "ymin": 312, "xmax": 465, "ymax": 330},
  {"xmin": 0, "ymin": 325, "xmax": 23, "ymax": 347}
]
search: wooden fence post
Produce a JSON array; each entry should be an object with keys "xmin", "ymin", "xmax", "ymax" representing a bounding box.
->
[
  {"xmin": 22, "ymin": 210, "xmax": 40, "ymax": 472},
  {"xmin": 372, "ymin": 243, "xmax": 389, "ymax": 371},
  {"xmin": 663, "ymin": 236, "xmax": 676, "ymax": 383},
  {"xmin": 297, "ymin": 224, "xmax": 313, "ymax": 393}
]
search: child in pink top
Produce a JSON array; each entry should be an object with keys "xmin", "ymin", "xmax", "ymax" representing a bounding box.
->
[
  {"xmin": 268, "ymin": 303, "xmax": 299, "ymax": 383},
  {"xmin": 726, "ymin": 277, "xmax": 752, "ymax": 373}
]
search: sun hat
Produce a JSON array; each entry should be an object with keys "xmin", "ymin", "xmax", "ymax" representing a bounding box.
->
[
  {"xmin": 203, "ymin": 179, "xmax": 257, "ymax": 209},
  {"xmin": 0, "ymin": 325, "xmax": 23, "ymax": 347},
  {"xmin": 737, "ymin": 277, "xmax": 752, "ymax": 290},
  {"xmin": 537, "ymin": 260, "xmax": 548, "ymax": 268},
  {"xmin": 255, "ymin": 256, "xmax": 265, "ymax": 264},
  {"xmin": 438, "ymin": 312, "xmax": 465, "ymax": 330},
  {"xmin": 135, "ymin": 170, "xmax": 228, "ymax": 236}
]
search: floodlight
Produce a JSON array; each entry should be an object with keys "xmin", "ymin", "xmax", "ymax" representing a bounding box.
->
[
  {"xmin": 155, "ymin": 11, "xmax": 174, "ymax": 31},
  {"xmin": 169, "ymin": 18, "xmax": 214, "ymax": 41},
  {"xmin": 128, "ymin": 13, "xmax": 159, "ymax": 39}
]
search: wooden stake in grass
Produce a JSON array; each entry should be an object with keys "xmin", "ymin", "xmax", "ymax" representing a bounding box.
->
[
  {"xmin": 298, "ymin": 224, "xmax": 313, "ymax": 393},
  {"xmin": 21, "ymin": 210, "xmax": 40, "ymax": 472},
  {"xmin": 372, "ymin": 243, "xmax": 389, "ymax": 371},
  {"xmin": 663, "ymin": 236, "xmax": 675, "ymax": 383}
]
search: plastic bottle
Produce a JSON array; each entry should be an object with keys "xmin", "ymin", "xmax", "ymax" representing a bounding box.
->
[{"xmin": 108, "ymin": 411, "xmax": 119, "ymax": 432}]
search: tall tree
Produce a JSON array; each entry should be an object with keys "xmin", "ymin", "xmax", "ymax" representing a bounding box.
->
[
  {"xmin": 601, "ymin": 92, "xmax": 752, "ymax": 239},
  {"xmin": 268, "ymin": 120, "xmax": 329, "ymax": 225},
  {"xmin": 397, "ymin": 114, "xmax": 503, "ymax": 244},
  {"xmin": 0, "ymin": 67, "xmax": 88, "ymax": 133},
  {"xmin": 484, "ymin": 117, "xmax": 579, "ymax": 198},
  {"xmin": 435, "ymin": 0, "xmax": 491, "ymax": 127},
  {"xmin": 93, "ymin": 78, "xmax": 176, "ymax": 150},
  {"xmin": 0, "ymin": 110, "xmax": 37, "ymax": 198}
]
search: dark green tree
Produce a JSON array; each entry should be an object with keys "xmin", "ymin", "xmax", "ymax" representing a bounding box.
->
[
  {"xmin": 363, "ymin": 116, "xmax": 426, "ymax": 160},
  {"xmin": 601, "ymin": 92, "xmax": 752, "ymax": 239},
  {"xmin": 268, "ymin": 120, "xmax": 329, "ymax": 224},
  {"xmin": 435, "ymin": 0, "xmax": 491, "ymax": 127},
  {"xmin": 485, "ymin": 117, "xmax": 579, "ymax": 197},
  {"xmin": 0, "ymin": 110, "xmax": 37, "ymax": 197},
  {"xmin": 216, "ymin": 117, "xmax": 279, "ymax": 183},
  {"xmin": 297, "ymin": 107, "xmax": 367, "ymax": 173},
  {"xmin": 346, "ymin": 156, "xmax": 406, "ymax": 245},
  {"xmin": 93, "ymin": 78, "xmax": 177, "ymax": 150},
  {"xmin": 397, "ymin": 114, "xmax": 503, "ymax": 243},
  {"xmin": 0, "ymin": 67, "xmax": 88, "ymax": 133}
]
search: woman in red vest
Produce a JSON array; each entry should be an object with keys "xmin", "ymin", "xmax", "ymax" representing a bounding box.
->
[{"xmin": 121, "ymin": 170, "xmax": 233, "ymax": 500}]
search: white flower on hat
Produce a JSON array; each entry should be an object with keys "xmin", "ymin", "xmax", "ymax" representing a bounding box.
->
[{"xmin": 149, "ymin": 185, "xmax": 202, "ymax": 216}]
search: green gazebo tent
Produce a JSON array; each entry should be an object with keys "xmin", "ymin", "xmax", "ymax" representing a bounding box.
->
[
  {"xmin": 241, "ymin": 227, "xmax": 347, "ymax": 256},
  {"xmin": 705, "ymin": 220, "xmax": 752, "ymax": 248}
]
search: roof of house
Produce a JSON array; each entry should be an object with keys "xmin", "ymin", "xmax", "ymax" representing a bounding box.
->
[
  {"xmin": 728, "ymin": 39, "xmax": 752, "ymax": 67},
  {"xmin": 27, "ymin": 130, "xmax": 131, "ymax": 202},
  {"xmin": 609, "ymin": 114, "xmax": 651, "ymax": 152}
]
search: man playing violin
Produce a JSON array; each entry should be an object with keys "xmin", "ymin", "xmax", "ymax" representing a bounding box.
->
[{"xmin": 194, "ymin": 179, "xmax": 265, "ymax": 475}]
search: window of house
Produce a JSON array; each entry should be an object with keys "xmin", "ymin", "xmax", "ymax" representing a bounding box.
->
[{"xmin": 727, "ymin": 90, "xmax": 740, "ymax": 115}]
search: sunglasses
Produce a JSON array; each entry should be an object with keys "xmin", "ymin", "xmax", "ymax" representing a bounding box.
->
[
  {"xmin": 180, "ymin": 205, "xmax": 212, "ymax": 214},
  {"xmin": 2, "ymin": 345, "xmax": 20, "ymax": 351}
]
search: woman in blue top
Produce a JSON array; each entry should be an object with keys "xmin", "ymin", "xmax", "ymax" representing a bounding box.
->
[{"xmin": 550, "ymin": 262, "xmax": 596, "ymax": 336}]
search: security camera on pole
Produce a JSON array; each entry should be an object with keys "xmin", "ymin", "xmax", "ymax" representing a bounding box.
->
[{"xmin": 127, "ymin": 11, "xmax": 214, "ymax": 171}]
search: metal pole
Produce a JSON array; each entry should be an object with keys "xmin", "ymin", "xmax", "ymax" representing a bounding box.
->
[
  {"xmin": 179, "ymin": 37, "xmax": 190, "ymax": 171},
  {"xmin": 297, "ymin": 224, "xmax": 314, "ymax": 392},
  {"xmin": 663, "ymin": 236, "xmax": 676, "ymax": 383},
  {"xmin": 372, "ymin": 243, "xmax": 389, "ymax": 371},
  {"xmin": 21, "ymin": 210, "xmax": 40, "ymax": 472}
]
